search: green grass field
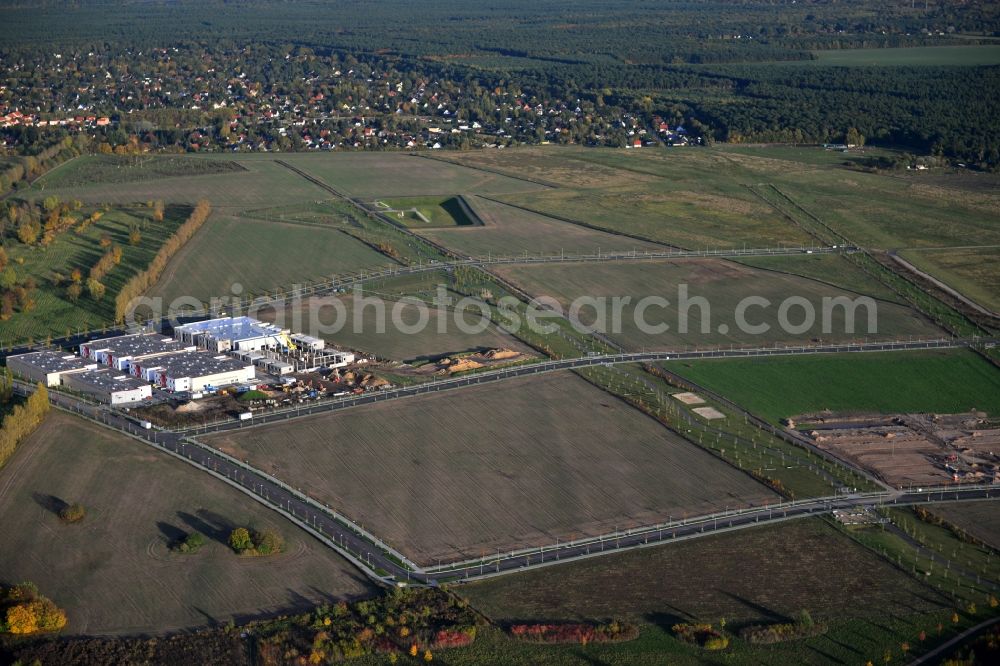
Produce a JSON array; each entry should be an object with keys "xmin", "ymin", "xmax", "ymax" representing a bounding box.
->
[
  {"xmin": 29, "ymin": 158, "xmax": 330, "ymax": 209},
  {"xmin": 0, "ymin": 411, "xmax": 375, "ymax": 635},
  {"xmin": 263, "ymin": 292, "xmax": 531, "ymax": 362},
  {"xmin": 899, "ymin": 246, "xmax": 1000, "ymax": 313},
  {"xmin": 33, "ymin": 155, "xmax": 246, "ymax": 189},
  {"xmin": 378, "ymin": 195, "xmax": 478, "ymax": 228},
  {"xmin": 736, "ymin": 253, "xmax": 903, "ymax": 303},
  {"xmin": 148, "ymin": 216, "xmax": 394, "ymax": 306},
  {"xmin": 671, "ymin": 348, "xmax": 1000, "ymax": 423},
  {"xmin": 273, "ymin": 152, "xmax": 545, "ymax": 198},
  {"xmin": 420, "ymin": 196, "xmax": 664, "ymax": 258},
  {"xmin": 0, "ymin": 203, "xmax": 188, "ymax": 343},
  {"xmin": 495, "ymin": 257, "xmax": 940, "ymax": 350},
  {"xmin": 808, "ymin": 44, "xmax": 1000, "ymax": 66}
]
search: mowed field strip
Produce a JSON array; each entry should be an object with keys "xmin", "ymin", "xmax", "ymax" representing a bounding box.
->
[
  {"xmin": 494, "ymin": 258, "xmax": 941, "ymax": 350},
  {"xmin": 419, "ymin": 195, "xmax": 665, "ymax": 257},
  {"xmin": 0, "ymin": 412, "xmax": 375, "ymax": 636},
  {"xmin": 203, "ymin": 371, "xmax": 776, "ymax": 565}
]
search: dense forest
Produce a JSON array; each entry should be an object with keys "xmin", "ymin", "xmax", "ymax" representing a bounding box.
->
[{"xmin": 1, "ymin": 0, "xmax": 998, "ymax": 168}]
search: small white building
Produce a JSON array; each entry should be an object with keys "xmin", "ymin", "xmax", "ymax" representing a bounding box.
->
[
  {"xmin": 6, "ymin": 351, "xmax": 97, "ymax": 387},
  {"xmin": 62, "ymin": 370, "xmax": 152, "ymax": 405},
  {"xmin": 290, "ymin": 333, "xmax": 325, "ymax": 350}
]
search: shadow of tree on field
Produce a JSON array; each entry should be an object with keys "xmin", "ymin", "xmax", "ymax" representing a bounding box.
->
[
  {"xmin": 644, "ymin": 610, "xmax": 689, "ymax": 634},
  {"xmin": 719, "ymin": 591, "xmax": 789, "ymax": 626},
  {"xmin": 177, "ymin": 509, "xmax": 236, "ymax": 545},
  {"xmin": 32, "ymin": 492, "xmax": 68, "ymax": 517},
  {"xmin": 156, "ymin": 521, "xmax": 188, "ymax": 547}
]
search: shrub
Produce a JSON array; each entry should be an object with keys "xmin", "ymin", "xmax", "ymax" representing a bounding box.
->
[
  {"xmin": 672, "ymin": 623, "xmax": 729, "ymax": 649},
  {"xmin": 58, "ymin": 502, "xmax": 86, "ymax": 524},
  {"xmin": 173, "ymin": 531, "xmax": 206, "ymax": 554},
  {"xmin": 229, "ymin": 527, "xmax": 252, "ymax": 553}
]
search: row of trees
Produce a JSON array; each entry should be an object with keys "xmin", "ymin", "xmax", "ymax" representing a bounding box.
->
[
  {"xmin": 114, "ymin": 199, "xmax": 210, "ymax": 322},
  {"xmin": 0, "ymin": 382, "xmax": 49, "ymax": 470}
]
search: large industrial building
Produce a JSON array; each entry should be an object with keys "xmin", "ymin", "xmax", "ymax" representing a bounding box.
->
[
  {"xmin": 62, "ymin": 369, "xmax": 152, "ymax": 405},
  {"xmin": 6, "ymin": 316, "xmax": 355, "ymax": 403},
  {"xmin": 138, "ymin": 352, "xmax": 254, "ymax": 392},
  {"xmin": 6, "ymin": 351, "xmax": 97, "ymax": 387},
  {"xmin": 174, "ymin": 316, "xmax": 288, "ymax": 353},
  {"xmin": 80, "ymin": 332, "xmax": 195, "ymax": 372}
]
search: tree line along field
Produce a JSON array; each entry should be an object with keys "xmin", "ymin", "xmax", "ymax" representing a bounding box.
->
[
  {"xmin": 0, "ymin": 411, "xmax": 376, "ymax": 635},
  {"xmin": 0, "ymin": 203, "xmax": 188, "ymax": 343},
  {"xmin": 493, "ymin": 257, "xmax": 941, "ymax": 351},
  {"xmin": 202, "ymin": 371, "xmax": 776, "ymax": 565},
  {"xmin": 670, "ymin": 349, "xmax": 1000, "ymax": 424}
]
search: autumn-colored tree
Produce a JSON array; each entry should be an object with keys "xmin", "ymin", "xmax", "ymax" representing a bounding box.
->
[
  {"xmin": 86, "ymin": 278, "xmax": 106, "ymax": 301},
  {"xmin": 99, "ymin": 233, "xmax": 112, "ymax": 248},
  {"xmin": 254, "ymin": 528, "xmax": 284, "ymax": 555},
  {"xmin": 409, "ymin": 644, "xmax": 418, "ymax": 657},
  {"xmin": 918, "ymin": 630, "xmax": 926, "ymax": 642},
  {"xmin": 229, "ymin": 527, "xmax": 252, "ymax": 553},
  {"xmin": 128, "ymin": 226, "xmax": 142, "ymax": 245},
  {"xmin": 70, "ymin": 267, "xmax": 82, "ymax": 283},
  {"xmin": 32, "ymin": 597, "xmax": 67, "ymax": 631},
  {"xmin": 423, "ymin": 649, "xmax": 433, "ymax": 662},
  {"xmin": 0, "ymin": 266, "xmax": 17, "ymax": 290},
  {"xmin": 153, "ymin": 200, "xmax": 165, "ymax": 222},
  {"xmin": 0, "ymin": 246, "xmax": 7, "ymax": 271},
  {"xmin": 16, "ymin": 218, "xmax": 40, "ymax": 245},
  {"xmin": 66, "ymin": 282, "xmax": 82, "ymax": 302},
  {"xmin": 6, "ymin": 603, "xmax": 38, "ymax": 634}
]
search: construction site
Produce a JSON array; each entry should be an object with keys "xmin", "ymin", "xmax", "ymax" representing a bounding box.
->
[{"xmin": 794, "ymin": 412, "xmax": 1000, "ymax": 489}]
